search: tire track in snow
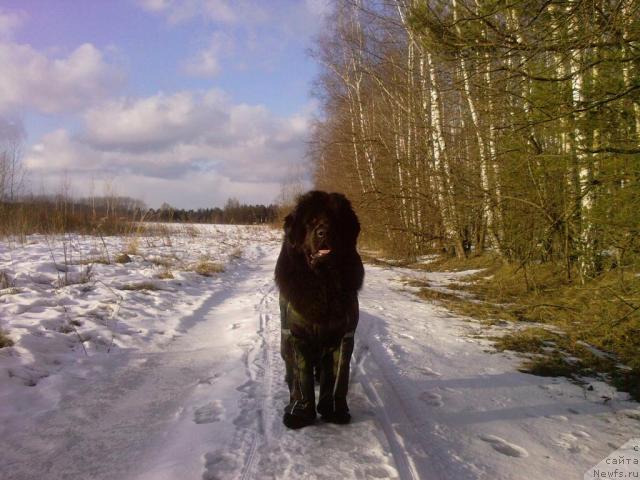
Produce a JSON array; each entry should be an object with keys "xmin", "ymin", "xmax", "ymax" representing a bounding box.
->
[
  {"xmin": 229, "ymin": 249, "xmax": 402, "ymax": 480},
  {"xmin": 199, "ymin": 254, "xmax": 277, "ymax": 480},
  {"xmin": 353, "ymin": 304, "xmax": 427, "ymax": 480},
  {"xmin": 355, "ymin": 284, "xmax": 486, "ymax": 480},
  {"xmin": 239, "ymin": 282, "xmax": 277, "ymax": 480},
  {"xmin": 355, "ymin": 350, "xmax": 421, "ymax": 480}
]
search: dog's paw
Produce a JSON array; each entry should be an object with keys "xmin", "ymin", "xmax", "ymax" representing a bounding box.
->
[
  {"xmin": 283, "ymin": 412, "xmax": 315, "ymax": 430},
  {"xmin": 322, "ymin": 411, "xmax": 351, "ymax": 425}
]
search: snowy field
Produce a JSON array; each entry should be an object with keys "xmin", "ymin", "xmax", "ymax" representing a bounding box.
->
[{"xmin": 1, "ymin": 225, "xmax": 639, "ymax": 480}]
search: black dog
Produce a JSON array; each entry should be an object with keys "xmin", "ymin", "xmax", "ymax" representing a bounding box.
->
[{"xmin": 275, "ymin": 191, "xmax": 364, "ymax": 429}]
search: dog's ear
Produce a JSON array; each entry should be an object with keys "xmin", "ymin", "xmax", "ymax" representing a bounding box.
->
[
  {"xmin": 284, "ymin": 212, "xmax": 295, "ymax": 244},
  {"xmin": 284, "ymin": 210, "xmax": 304, "ymax": 247},
  {"xmin": 343, "ymin": 204, "xmax": 361, "ymax": 248},
  {"xmin": 330, "ymin": 193, "xmax": 360, "ymax": 248},
  {"xmin": 284, "ymin": 191, "xmax": 318, "ymax": 247}
]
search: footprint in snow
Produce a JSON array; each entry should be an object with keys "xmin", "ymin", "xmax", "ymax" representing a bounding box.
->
[
  {"xmin": 194, "ymin": 401, "xmax": 224, "ymax": 424},
  {"xmin": 419, "ymin": 391, "xmax": 443, "ymax": 407},
  {"xmin": 442, "ymin": 387, "xmax": 461, "ymax": 394},
  {"xmin": 545, "ymin": 414, "xmax": 569, "ymax": 422},
  {"xmin": 479, "ymin": 435, "xmax": 529, "ymax": 458},
  {"xmin": 624, "ymin": 410, "xmax": 640, "ymax": 421},
  {"xmin": 197, "ymin": 373, "xmax": 220, "ymax": 385},
  {"xmin": 397, "ymin": 333, "xmax": 415, "ymax": 340},
  {"xmin": 555, "ymin": 432, "xmax": 590, "ymax": 454},
  {"xmin": 415, "ymin": 366, "xmax": 441, "ymax": 377},
  {"xmin": 202, "ymin": 451, "xmax": 240, "ymax": 480}
]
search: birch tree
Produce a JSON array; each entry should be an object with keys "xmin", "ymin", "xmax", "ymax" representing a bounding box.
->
[{"xmin": 309, "ymin": 0, "xmax": 639, "ymax": 269}]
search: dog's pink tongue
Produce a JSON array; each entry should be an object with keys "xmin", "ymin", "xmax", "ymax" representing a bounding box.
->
[{"xmin": 318, "ymin": 249, "xmax": 331, "ymax": 256}]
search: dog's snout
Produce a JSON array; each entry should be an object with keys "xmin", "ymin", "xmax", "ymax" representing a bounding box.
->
[{"xmin": 316, "ymin": 227, "xmax": 326, "ymax": 238}]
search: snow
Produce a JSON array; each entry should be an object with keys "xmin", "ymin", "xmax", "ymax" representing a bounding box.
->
[{"xmin": 1, "ymin": 225, "xmax": 639, "ymax": 480}]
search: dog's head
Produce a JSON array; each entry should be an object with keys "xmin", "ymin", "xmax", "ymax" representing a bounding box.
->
[{"xmin": 284, "ymin": 191, "xmax": 360, "ymax": 269}]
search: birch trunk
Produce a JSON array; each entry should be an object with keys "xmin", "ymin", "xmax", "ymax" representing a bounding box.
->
[
  {"xmin": 621, "ymin": 0, "xmax": 640, "ymax": 141},
  {"xmin": 452, "ymin": 0, "xmax": 501, "ymax": 256},
  {"xmin": 426, "ymin": 51, "xmax": 464, "ymax": 257},
  {"xmin": 569, "ymin": 33, "xmax": 597, "ymax": 280},
  {"xmin": 396, "ymin": 0, "xmax": 464, "ymax": 256}
]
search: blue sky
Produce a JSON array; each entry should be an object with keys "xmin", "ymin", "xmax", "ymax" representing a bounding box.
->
[{"xmin": 0, "ymin": 0, "xmax": 325, "ymax": 208}]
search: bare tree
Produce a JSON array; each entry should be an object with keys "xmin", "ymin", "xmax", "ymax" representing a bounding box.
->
[{"xmin": 0, "ymin": 117, "xmax": 26, "ymax": 202}]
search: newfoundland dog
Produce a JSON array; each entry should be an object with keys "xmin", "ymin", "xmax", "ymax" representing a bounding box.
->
[{"xmin": 275, "ymin": 190, "xmax": 364, "ymax": 429}]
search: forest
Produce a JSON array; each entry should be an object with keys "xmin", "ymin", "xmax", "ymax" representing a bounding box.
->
[
  {"xmin": 310, "ymin": 0, "xmax": 639, "ymax": 392},
  {"xmin": 148, "ymin": 198, "xmax": 278, "ymax": 224},
  {"xmin": 0, "ymin": 194, "xmax": 277, "ymax": 236},
  {"xmin": 310, "ymin": 0, "xmax": 639, "ymax": 280}
]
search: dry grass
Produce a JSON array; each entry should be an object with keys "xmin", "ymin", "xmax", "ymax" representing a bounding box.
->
[
  {"xmin": 147, "ymin": 256, "xmax": 174, "ymax": 268},
  {"xmin": 492, "ymin": 326, "xmax": 639, "ymax": 395},
  {"xmin": 412, "ymin": 254, "xmax": 640, "ymax": 400},
  {"xmin": 0, "ymin": 330, "xmax": 13, "ymax": 348},
  {"xmin": 55, "ymin": 265, "xmax": 94, "ymax": 288},
  {"xmin": 182, "ymin": 224, "xmax": 200, "ymax": 238},
  {"xmin": 124, "ymin": 237, "xmax": 140, "ymax": 255},
  {"xmin": 360, "ymin": 250, "xmax": 412, "ymax": 267},
  {"xmin": 520, "ymin": 354, "xmax": 581, "ymax": 378},
  {"xmin": 156, "ymin": 269, "xmax": 174, "ymax": 280},
  {"xmin": 0, "ymin": 270, "xmax": 13, "ymax": 289},
  {"xmin": 194, "ymin": 261, "xmax": 225, "ymax": 277},
  {"xmin": 415, "ymin": 286, "xmax": 462, "ymax": 303},
  {"xmin": 137, "ymin": 223, "xmax": 174, "ymax": 247},
  {"xmin": 77, "ymin": 257, "xmax": 110, "ymax": 265},
  {"xmin": 0, "ymin": 201, "xmax": 137, "ymax": 239},
  {"xmin": 115, "ymin": 253, "xmax": 132, "ymax": 264},
  {"xmin": 492, "ymin": 327, "xmax": 561, "ymax": 354},
  {"xmin": 415, "ymin": 253, "xmax": 501, "ymax": 272},
  {"xmin": 119, "ymin": 282, "xmax": 159, "ymax": 291},
  {"xmin": 138, "ymin": 223, "xmax": 174, "ymax": 237},
  {"xmin": 0, "ymin": 287, "xmax": 21, "ymax": 297}
]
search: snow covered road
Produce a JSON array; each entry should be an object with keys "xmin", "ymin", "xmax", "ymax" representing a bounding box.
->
[{"xmin": 1, "ymin": 229, "xmax": 639, "ymax": 479}]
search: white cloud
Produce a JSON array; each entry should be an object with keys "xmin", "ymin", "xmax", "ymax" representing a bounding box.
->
[
  {"xmin": 25, "ymin": 129, "xmax": 93, "ymax": 172},
  {"xmin": 202, "ymin": 0, "xmax": 237, "ymax": 23},
  {"xmin": 110, "ymin": 171, "xmax": 282, "ymax": 209},
  {"xmin": 82, "ymin": 89, "xmax": 229, "ymax": 152},
  {"xmin": 0, "ymin": 8, "xmax": 26, "ymax": 39},
  {"xmin": 137, "ymin": 0, "xmax": 239, "ymax": 21},
  {"xmin": 136, "ymin": 0, "xmax": 172, "ymax": 12},
  {"xmin": 137, "ymin": 0, "xmax": 257, "ymax": 25},
  {"xmin": 23, "ymin": 90, "xmax": 312, "ymax": 207},
  {"xmin": 137, "ymin": 1, "xmax": 325, "ymax": 80},
  {"xmin": 0, "ymin": 42, "xmax": 124, "ymax": 115},
  {"xmin": 137, "ymin": 0, "xmax": 322, "ymax": 33},
  {"xmin": 29, "ymin": 168, "xmax": 284, "ymax": 209},
  {"xmin": 80, "ymin": 89, "xmax": 310, "ymax": 170},
  {"xmin": 304, "ymin": 0, "xmax": 330, "ymax": 17},
  {"xmin": 183, "ymin": 32, "xmax": 233, "ymax": 77}
]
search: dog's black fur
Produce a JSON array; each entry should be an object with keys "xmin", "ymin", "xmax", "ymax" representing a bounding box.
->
[{"xmin": 275, "ymin": 191, "xmax": 364, "ymax": 340}]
